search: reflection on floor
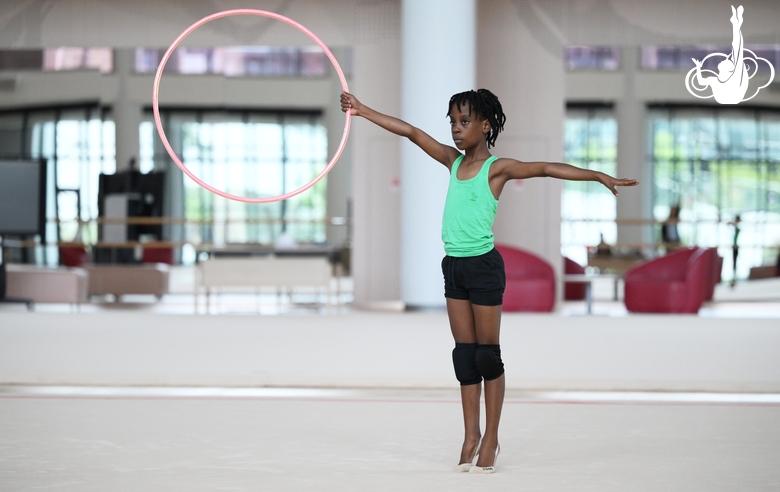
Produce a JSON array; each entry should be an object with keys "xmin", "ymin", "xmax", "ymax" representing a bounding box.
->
[
  {"xmin": 3, "ymin": 385, "xmax": 780, "ymax": 404},
  {"xmin": 4, "ymin": 296, "xmax": 779, "ymax": 318}
]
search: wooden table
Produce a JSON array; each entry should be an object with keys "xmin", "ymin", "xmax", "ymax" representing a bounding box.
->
[
  {"xmin": 587, "ymin": 255, "xmax": 644, "ymax": 275},
  {"xmin": 563, "ymin": 273, "xmax": 622, "ymax": 314},
  {"xmin": 196, "ymin": 256, "xmax": 335, "ymax": 313}
]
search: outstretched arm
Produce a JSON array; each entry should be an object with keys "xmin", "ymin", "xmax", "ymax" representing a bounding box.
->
[
  {"xmin": 341, "ymin": 92, "xmax": 460, "ymax": 167},
  {"xmin": 494, "ymin": 159, "xmax": 638, "ymax": 196}
]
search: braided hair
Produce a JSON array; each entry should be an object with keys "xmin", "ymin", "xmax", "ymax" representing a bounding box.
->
[{"xmin": 447, "ymin": 89, "xmax": 506, "ymax": 148}]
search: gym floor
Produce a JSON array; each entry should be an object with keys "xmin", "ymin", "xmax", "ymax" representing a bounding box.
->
[
  {"xmin": 1, "ymin": 282, "xmax": 779, "ymax": 491},
  {"xmin": 1, "ymin": 387, "xmax": 779, "ymax": 491}
]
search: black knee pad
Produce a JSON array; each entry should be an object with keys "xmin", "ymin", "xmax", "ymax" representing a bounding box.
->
[
  {"xmin": 475, "ymin": 344, "xmax": 504, "ymax": 381},
  {"xmin": 452, "ymin": 343, "xmax": 482, "ymax": 386}
]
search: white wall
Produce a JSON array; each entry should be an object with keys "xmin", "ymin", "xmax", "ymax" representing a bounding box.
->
[
  {"xmin": 478, "ymin": 0, "xmax": 565, "ymax": 280},
  {"xmin": 349, "ymin": 27, "xmax": 402, "ymax": 305}
]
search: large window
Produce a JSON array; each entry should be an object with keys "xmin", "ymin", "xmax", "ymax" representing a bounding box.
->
[
  {"xmin": 141, "ymin": 109, "xmax": 328, "ymax": 247},
  {"xmin": 0, "ymin": 48, "xmax": 113, "ymax": 73},
  {"xmin": 564, "ymin": 46, "xmax": 620, "ymax": 71},
  {"xmin": 0, "ymin": 106, "xmax": 115, "ymax": 264},
  {"xmin": 641, "ymin": 45, "xmax": 779, "ymax": 73},
  {"xmin": 562, "ymin": 106, "xmax": 618, "ymax": 265},
  {"xmin": 134, "ymin": 47, "xmax": 329, "ymax": 77},
  {"xmin": 649, "ymin": 107, "xmax": 780, "ymax": 279}
]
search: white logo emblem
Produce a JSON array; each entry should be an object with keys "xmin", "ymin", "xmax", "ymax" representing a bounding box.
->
[{"xmin": 684, "ymin": 5, "xmax": 775, "ymax": 104}]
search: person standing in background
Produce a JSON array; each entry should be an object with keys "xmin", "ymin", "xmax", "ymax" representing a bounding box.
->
[
  {"xmin": 661, "ymin": 204, "xmax": 682, "ymax": 251},
  {"xmin": 729, "ymin": 214, "xmax": 742, "ymax": 287}
]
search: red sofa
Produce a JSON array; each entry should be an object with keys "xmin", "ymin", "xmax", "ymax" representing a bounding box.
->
[
  {"xmin": 495, "ymin": 244, "xmax": 555, "ymax": 312},
  {"xmin": 703, "ymin": 247, "xmax": 723, "ymax": 302},
  {"xmin": 564, "ymin": 257, "xmax": 587, "ymax": 300},
  {"xmin": 624, "ymin": 247, "xmax": 710, "ymax": 313}
]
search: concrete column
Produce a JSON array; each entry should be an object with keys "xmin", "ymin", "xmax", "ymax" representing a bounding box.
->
[
  {"xmin": 113, "ymin": 49, "xmax": 141, "ymax": 173},
  {"xmin": 400, "ymin": 0, "xmax": 476, "ymax": 308},
  {"xmin": 615, "ymin": 47, "xmax": 652, "ymax": 250},
  {"xmin": 325, "ymin": 48, "xmax": 351, "ymax": 247}
]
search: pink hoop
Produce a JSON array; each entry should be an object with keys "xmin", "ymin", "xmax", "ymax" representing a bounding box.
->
[{"xmin": 152, "ymin": 9, "xmax": 351, "ymax": 203}]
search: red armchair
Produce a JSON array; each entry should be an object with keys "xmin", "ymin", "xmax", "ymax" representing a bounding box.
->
[
  {"xmin": 495, "ymin": 244, "xmax": 555, "ymax": 312},
  {"xmin": 59, "ymin": 245, "xmax": 90, "ymax": 267},
  {"xmin": 564, "ymin": 257, "xmax": 587, "ymax": 300},
  {"xmin": 703, "ymin": 247, "xmax": 723, "ymax": 302},
  {"xmin": 142, "ymin": 246, "xmax": 174, "ymax": 265},
  {"xmin": 624, "ymin": 247, "xmax": 710, "ymax": 313}
]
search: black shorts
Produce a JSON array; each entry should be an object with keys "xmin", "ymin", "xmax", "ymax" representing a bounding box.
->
[{"xmin": 442, "ymin": 248, "xmax": 506, "ymax": 306}]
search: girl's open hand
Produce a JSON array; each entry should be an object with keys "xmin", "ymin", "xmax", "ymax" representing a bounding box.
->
[
  {"xmin": 603, "ymin": 176, "xmax": 639, "ymax": 196},
  {"xmin": 340, "ymin": 92, "xmax": 362, "ymax": 116}
]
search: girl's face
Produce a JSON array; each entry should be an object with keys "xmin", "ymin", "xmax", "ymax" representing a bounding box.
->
[{"xmin": 449, "ymin": 102, "xmax": 490, "ymax": 150}]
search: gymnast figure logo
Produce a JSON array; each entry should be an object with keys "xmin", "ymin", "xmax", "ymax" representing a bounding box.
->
[{"xmin": 685, "ymin": 5, "xmax": 774, "ymax": 104}]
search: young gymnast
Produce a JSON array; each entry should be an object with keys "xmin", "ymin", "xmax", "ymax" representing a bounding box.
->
[{"xmin": 340, "ymin": 89, "xmax": 637, "ymax": 474}]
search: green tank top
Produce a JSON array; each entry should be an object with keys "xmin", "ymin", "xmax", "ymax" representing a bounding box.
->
[{"xmin": 441, "ymin": 155, "xmax": 499, "ymax": 257}]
